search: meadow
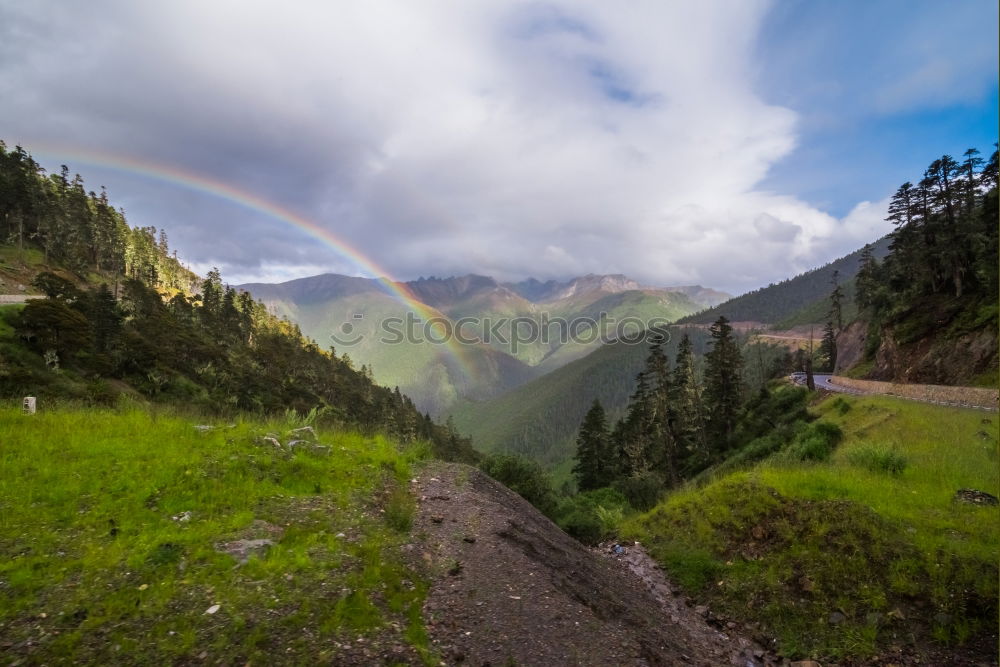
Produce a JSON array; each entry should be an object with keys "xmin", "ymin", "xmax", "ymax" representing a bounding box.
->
[
  {"xmin": 0, "ymin": 402, "xmax": 432, "ymax": 664},
  {"xmin": 627, "ymin": 394, "xmax": 999, "ymax": 659}
]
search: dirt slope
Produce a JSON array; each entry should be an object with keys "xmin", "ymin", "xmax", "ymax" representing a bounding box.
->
[{"xmin": 409, "ymin": 463, "xmax": 773, "ymax": 666}]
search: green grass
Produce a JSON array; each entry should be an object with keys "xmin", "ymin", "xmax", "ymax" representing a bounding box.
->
[
  {"xmin": 0, "ymin": 403, "xmax": 436, "ymax": 664},
  {"xmin": 0, "ymin": 304, "xmax": 22, "ymax": 338},
  {"xmin": 626, "ymin": 394, "xmax": 999, "ymax": 661}
]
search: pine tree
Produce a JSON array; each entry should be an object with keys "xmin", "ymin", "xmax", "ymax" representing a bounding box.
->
[
  {"xmin": 703, "ymin": 316, "xmax": 743, "ymax": 452},
  {"xmin": 672, "ymin": 333, "xmax": 707, "ymax": 471},
  {"xmin": 642, "ymin": 334, "xmax": 680, "ymax": 485},
  {"xmin": 572, "ymin": 399, "xmax": 613, "ymax": 491},
  {"xmin": 829, "ymin": 270, "xmax": 844, "ymax": 332},
  {"xmin": 819, "ymin": 320, "xmax": 837, "ymax": 373}
]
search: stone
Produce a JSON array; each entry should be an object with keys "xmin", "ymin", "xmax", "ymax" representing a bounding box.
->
[
  {"xmin": 204, "ymin": 605, "xmax": 220, "ymax": 615},
  {"xmin": 694, "ymin": 605, "xmax": 709, "ymax": 617},
  {"xmin": 954, "ymin": 489, "xmax": 999, "ymax": 505},
  {"xmin": 216, "ymin": 538, "xmax": 275, "ymax": 564},
  {"xmin": 828, "ymin": 611, "xmax": 846, "ymax": 625},
  {"xmin": 259, "ymin": 436, "xmax": 283, "ymax": 450},
  {"xmin": 288, "ymin": 426, "xmax": 317, "ymax": 438}
]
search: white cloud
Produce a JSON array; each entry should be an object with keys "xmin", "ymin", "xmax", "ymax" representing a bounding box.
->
[{"xmin": 0, "ymin": 0, "xmax": 904, "ymax": 293}]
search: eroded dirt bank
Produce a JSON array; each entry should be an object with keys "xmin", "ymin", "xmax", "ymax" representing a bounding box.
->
[{"xmin": 409, "ymin": 462, "xmax": 774, "ymax": 666}]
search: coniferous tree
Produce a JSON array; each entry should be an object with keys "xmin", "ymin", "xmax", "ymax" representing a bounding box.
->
[
  {"xmin": 671, "ymin": 333, "xmax": 707, "ymax": 472},
  {"xmin": 572, "ymin": 399, "xmax": 613, "ymax": 491},
  {"xmin": 819, "ymin": 320, "xmax": 837, "ymax": 373},
  {"xmin": 703, "ymin": 317, "xmax": 743, "ymax": 452}
]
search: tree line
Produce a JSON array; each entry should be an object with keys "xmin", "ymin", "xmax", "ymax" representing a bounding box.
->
[
  {"xmin": 858, "ymin": 146, "xmax": 998, "ymax": 314},
  {"xmin": 0, "ymin": 141, "xmax": 475, "ymax": 462},
  {"xmin": 572, "ymin": 317, "xmax": 746, "ymax": 504}
]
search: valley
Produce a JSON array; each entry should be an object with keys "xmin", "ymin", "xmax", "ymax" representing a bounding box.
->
[{"xmin": 1, "ymin": 57, "xmax": 997, "ymax": 666}]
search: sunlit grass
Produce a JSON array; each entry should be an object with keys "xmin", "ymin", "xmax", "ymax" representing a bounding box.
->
[
  {"xmin": 626, "ymin": 394, "xmax": 999, "ymax": 660},
  {"xmin": 0, "ymin": 403, "xmax": 434, "ymax": 664}
]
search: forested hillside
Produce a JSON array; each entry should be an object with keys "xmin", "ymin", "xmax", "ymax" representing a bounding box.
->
[
  {"xmin": 453, "ymin": 325, "xmax": 789, "ymax": 472},
  {"xmin": 0, "ymin": 141, "xmax": 475, "ymax": 461},
  {"xmin": 844, "ymin": 147, "xmax": 999, "ymax": 385},
  {"xmin": 679, "ymin": 236, "xmax": 891, "ymax": 325}
]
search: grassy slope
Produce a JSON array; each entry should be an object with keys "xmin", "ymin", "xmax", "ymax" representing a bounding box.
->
[
  {"xmin": 627, "ymin": 394, "xmax": 999, "ymax": 660},
  {"xmin": 0, "ymin": 405, "xmax": 433, "ymax": 664}
]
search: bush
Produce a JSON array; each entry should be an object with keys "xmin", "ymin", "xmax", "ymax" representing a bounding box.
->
[
  {"xmin": 782, "ymin": 421, "xmax": 843, "ymax": 462},
  {"xmin": 480, "ymin": 454, "xmax": 559, "ymax": 517},
  {"xmin": 614, "ymin": 472, "xmax": 664, "ymax": 511},
  {"xmin": 847, "ymin": 443, "xmax": 908, "ymax": 476},
  {"xmin": 555, "ymin": 487, "xmax": 629, "ymax": 544}
]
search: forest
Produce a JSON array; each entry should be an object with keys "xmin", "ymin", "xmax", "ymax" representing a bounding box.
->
[{"xmin": 0, "ymin": 141, "xmax": 476, "ymax": 462}]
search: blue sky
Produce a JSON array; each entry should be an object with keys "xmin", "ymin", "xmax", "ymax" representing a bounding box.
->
[
  {"xmin": 756, "ymin": 0, "xmax": 998, "ymax": 216},
  {"xmin": 0, "ymin": 1, "xmax": 996, "ymax": 293}
]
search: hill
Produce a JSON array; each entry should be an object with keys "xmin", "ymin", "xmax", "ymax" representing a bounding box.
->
[
  {"xmin": 0, "ymin": 142, "xmax": 474, "ymax": 460},
  {"xmin": 678, "ymin": 236, "xmax": 892, "ymax": 326},
  {"xmin": 626, "ymin": 392, "xmax": 999, "ymax": 662},
  {"xmin": 835, "ymin": 149, "xmax": 998, "ymax": 387}
]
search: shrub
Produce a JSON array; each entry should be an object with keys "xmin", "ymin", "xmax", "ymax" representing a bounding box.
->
[
  {"xmin": 614, "ymin": 472, "xmax": 664, "ymax": 511},
  {"xmin": 847, "ymin": 443, "xmax": 908, "ymax": 475},
  {"xmin": 480, "ymin": 454, "xmax": 559, "ymax": 517},
  {"xmin": 782, "ymin": 421, "xmax": 843, "ymax": 462},
  {"xmin": 555, "ymin": 487, "xmax": 629, "ymax": 544}
]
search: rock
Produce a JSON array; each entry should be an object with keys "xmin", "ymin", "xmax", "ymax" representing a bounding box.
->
[
  {"xmin": 309, "ymin": 444, "xmax": 331, "ymax": 456},
  {"xmin": 694, "ymin": 605, "xmax": 709, "ymax": 617},
  {"xmin": 288, "ymin": 426, "xmax": 317, "ymax": 438},
  {"xmin": 828, "ymin": 611, "xmax": 846, "ymax": 625},
  {"xmin": 287, "ymin": 439, "xmax": 309, "ymax": 449},
  {"xmin": 204, "ymin": 604, "xmax": 220, "ymax": 615},
  {"xmin": 172, "ymin": 511, "xmax": 192, "ymax": 522},
  {"xmin": 954, "ymin": 489, "xmax": 999, "ymax": 505},
  {"xmin": 216, "ymin": 538, "xmax": 275, "ymax": 564},
  {"xmin": 193, "ymin": 425, "xmax": 214, "ymax": 432},
  {"xmin": 798, "ymin": 575, "xmax": 815, "ymax": 592},
  {"xmin": 462, "ymin": 536, "xmax": 476, "ymax": 543},
  {"xmin": 259, "ymin": 436, "xmax": 283, "ymax": 450},
  {"xmin": 431, "ymin": 515, "xmax": 444, "ymax": 524}
]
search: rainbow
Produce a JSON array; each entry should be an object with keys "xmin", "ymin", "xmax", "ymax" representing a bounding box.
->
[{"xmin": 26, "ymin": 143, "xmax": 478, "ymax": 381}]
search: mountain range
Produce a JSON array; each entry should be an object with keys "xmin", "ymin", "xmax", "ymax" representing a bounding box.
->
[{"xmin": 238, "ymin": 273, "xmax": 729, "ymax": 414}]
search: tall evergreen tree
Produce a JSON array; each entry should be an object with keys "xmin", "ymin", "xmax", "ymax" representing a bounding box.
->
[
  {"xmin": 703, "ymin": 317, "xmax": 743, "ymax": 452},
  {"xmin": 671, "ymin": 333, "xmax": 707, "ymax": 473},
  {"xmin": 572, "ymin": 399, "xmax": 613, "ymax": 491}
]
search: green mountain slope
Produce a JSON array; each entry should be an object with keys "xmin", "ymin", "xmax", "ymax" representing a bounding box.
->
[
  {"xmin": 241, "ymin": 273, "xmax": 712, "ymax": 415},
  {"xmin": 452, "ymin": 327, "xmax": 714, "ymax": 466},
  {"xmin": 626, "ymin": 393, "xmax": 998, "ymax": 661},
  {"xmin": 679, "ymin": 237, "xmax": 891, "ymax": 325}
]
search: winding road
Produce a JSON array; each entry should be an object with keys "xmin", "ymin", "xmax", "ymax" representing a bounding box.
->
[{"xmin": 791, "ymin": 373, "xmax": 998, "ymax": 411}]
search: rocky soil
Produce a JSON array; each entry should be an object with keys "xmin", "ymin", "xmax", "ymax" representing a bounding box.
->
[{"xmin": 409, "ymin": 462, "xmax": 778, "ymax": 666}]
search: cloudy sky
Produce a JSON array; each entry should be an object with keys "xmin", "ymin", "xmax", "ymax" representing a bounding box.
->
[{"xmin": 1, "ymin": 0, "xmax": 996, "ymax": 294}]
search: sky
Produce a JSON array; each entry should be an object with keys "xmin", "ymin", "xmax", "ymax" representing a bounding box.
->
[{"xmin": 0, "ymin": 0, "xmax": 996, "ymax": 294}]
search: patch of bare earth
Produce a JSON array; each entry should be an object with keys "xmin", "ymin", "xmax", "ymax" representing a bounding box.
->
[{"xmin": 408, "ymin": 462, "xmax": 777, "ymax": 666}]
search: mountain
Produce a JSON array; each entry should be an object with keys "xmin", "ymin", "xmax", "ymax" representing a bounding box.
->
[
  {"xmin": 505, "ymin": 274, "xmax": 729, "ymax": 308},
  {"xmin": 678, "ymin": 236, "xmax": 892, "ymax": 326},
  {"xmin": 239, "ymin": 272, "xmax": 719, "ymax": 414}
]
